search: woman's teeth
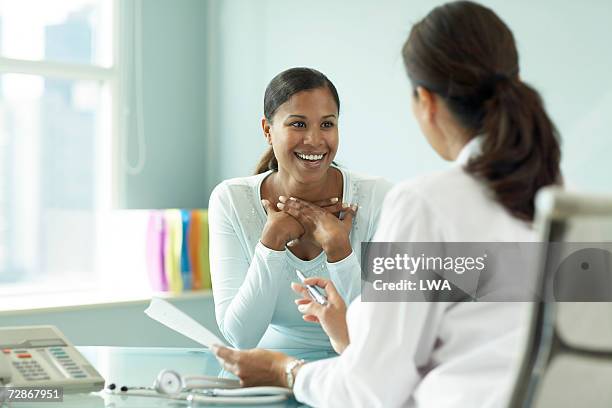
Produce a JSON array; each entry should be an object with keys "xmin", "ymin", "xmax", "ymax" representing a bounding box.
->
[{"xmin": 296, "ymin": 152, "xmax": 325, "ymax": 161}]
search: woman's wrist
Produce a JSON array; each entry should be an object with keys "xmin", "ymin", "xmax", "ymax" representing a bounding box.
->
[
  {"xmin": 322, "ymin": 235, "xmax": 352, "ymax": 263},
  {"xmin": 334, "ymin": 331, "xmax": 350, "ymax": 354},
  {"xmin": 261, "ymin": 228, "xmax": 288, "ymax": 251},
  {"xmin": 274, "ymin": 355, "xmax": 298, "ymax": 388},
  {"xmin": 260, "ymin": 237, "xmax": 286, "ymax": 251},
  {"xmin": 281, "ymin": 358, "xmax": 305, "ymax": 389}
]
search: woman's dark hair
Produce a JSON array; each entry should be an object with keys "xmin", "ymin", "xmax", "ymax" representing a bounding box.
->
[
  {"xmin": 402, "ymin": 1, "xmax": 561, "ymax": 221},
  {"xmin": 254, "ymin": 67, "xmax": 340, "ymax": 174}
]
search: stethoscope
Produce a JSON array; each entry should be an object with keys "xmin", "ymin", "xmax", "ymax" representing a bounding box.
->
[
  {"xmin": 104, "ymin": 369, "xmax": 292, "ymax": 404},
  {"xmin": 107, "ymin": 368, "xmax": 241, "ymax": 394}
]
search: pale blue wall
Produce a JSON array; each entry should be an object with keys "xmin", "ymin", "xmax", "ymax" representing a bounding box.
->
[
  {"xmin": 122, "ymin": 0, "xmax": 211, "ymax": 208},
  {"xmin": 121, "ymin": 0, "xmax": 612, "ymax": 206},
  {"xmin": 212, "ymin": 0, "xmax": 612, "ymax": 193}
]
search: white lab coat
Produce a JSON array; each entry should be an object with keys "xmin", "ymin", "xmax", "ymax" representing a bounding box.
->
[{"xmin": 293, "ymin": 138, "xmax": 533, "ymax": 407}]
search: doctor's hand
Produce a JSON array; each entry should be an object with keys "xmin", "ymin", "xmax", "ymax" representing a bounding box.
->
[
  {"xmin": 210, "ymin": 345, "xmax": 295, "ymax": 388},
  {"xmin": 278, "ymin": 196, "xmax": 358, "ymax": 262},
  {"xmin": 292, "ymin": 277, "xmax": 350, "ymax": 354},
  {"xmin": 260, "ymin": 199, "xmax": 305, "ymax": 251}
]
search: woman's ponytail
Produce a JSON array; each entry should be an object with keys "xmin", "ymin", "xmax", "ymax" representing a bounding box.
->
[
  {"xmin": 466, "ymin": 79, "xmax": 561, "ymax": 220},
  {"xmin": 254, "ymin": 147, "xmax": 278, "ymax": 174}
]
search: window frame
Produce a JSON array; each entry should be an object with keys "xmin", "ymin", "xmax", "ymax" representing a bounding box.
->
[
  {"xmin": 0, "ymin": 0, "xmax": 126, "ymax": 293},
  {"xmin": 0, "ymin": 0, "xmax": 122, "ymax": 209}
]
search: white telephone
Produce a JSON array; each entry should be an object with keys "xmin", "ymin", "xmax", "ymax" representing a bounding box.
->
[{"xmin": 0, "ymin": 325, "xmax": 104, "ymax": 392}]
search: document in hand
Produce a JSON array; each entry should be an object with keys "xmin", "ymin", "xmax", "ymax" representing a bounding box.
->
[{"xmin": 144, "ymin": 297, "xmax": 227, "ymax": 347}]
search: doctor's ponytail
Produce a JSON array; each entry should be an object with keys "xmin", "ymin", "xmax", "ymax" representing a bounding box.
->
[
  {"xmin": 469, "ymin": 76, "xmax": 561, "ymax": 220},
  {"xmin": 402, "ymin": 0, "xmax": 561, "ymax": 221}
]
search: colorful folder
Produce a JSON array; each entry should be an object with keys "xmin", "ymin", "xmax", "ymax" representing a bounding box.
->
[{"xmin": 146, "ymin": 209, "xmax": 211, "ymax": 293}]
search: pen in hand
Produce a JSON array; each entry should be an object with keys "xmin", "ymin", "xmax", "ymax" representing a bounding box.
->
[{"xmin": 296, "ymin": 270, "xmax": 328, "ymax": 305}]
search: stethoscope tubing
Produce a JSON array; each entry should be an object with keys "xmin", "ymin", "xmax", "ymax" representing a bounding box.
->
[
  {"xmin": 102, "ymin": 388, "xmax": 290, "ymax": 405},
  {"xmin": 104, "ymin": 368, "xmax": 292, "ymax": 405}
]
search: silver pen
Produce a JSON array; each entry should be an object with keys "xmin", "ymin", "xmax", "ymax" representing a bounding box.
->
[{"xmin": 296, "ymin": 270, "xmax": 328, "ymax": 305}]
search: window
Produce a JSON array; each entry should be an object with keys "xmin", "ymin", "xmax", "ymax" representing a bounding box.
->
[{"xmin": 0, "ymin": 0, "xmax": 115, "ymax": 288}]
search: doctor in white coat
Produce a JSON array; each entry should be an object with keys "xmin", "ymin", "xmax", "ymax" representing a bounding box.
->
[{"xmin": 212, "ymin": 1, "xmax": 562, "ymax": 407}]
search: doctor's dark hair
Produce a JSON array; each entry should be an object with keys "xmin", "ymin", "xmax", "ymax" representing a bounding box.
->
[
  {"xmin": 254, "ymin": 67, "xmax": 340, "ymax": 174},
  {"xmin": 402, "ymin": 1, "xmax": 561, "ymax": 221}
]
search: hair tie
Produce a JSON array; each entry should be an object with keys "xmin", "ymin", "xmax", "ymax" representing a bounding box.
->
[
  {"xmin": 492, "ymin": 73, "xmax": 509, "ymax": 83},
  {"xmin": 488, "ymin": 68, "xmax": 519, "ymax": 87}
]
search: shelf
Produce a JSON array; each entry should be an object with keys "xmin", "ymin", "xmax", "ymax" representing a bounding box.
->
[{"xmin": 0, "ymin": 287, "xmax": 213, "ymax": 315}]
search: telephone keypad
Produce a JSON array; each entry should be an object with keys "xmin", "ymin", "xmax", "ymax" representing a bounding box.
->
[
  {"xmin": 49, "ymin": 347, "xmax": 88, "ymax": 379},
  {"xmin": 12, "ymin": 359, "xmax": 51, "ymax": 381}
]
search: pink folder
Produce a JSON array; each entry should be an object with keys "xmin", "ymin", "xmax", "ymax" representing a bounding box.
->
[{"xmin": 146, "ymin": 211, "xmax": 168, "ymax": 291}]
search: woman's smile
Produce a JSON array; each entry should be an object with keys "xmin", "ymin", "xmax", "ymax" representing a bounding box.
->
[{"xmin": 294, "ymin": 151, "xmax": 327, "ymax": 168}]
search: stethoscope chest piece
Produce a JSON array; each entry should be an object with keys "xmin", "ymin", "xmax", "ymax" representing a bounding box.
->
[{"xmin": 153, "ymin": 369, "xmax": 183, "ymax": 395}]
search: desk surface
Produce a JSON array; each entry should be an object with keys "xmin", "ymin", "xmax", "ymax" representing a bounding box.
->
[{"xmin": 9, "ymin": 346, "xmax": 301, "ymax": 408}]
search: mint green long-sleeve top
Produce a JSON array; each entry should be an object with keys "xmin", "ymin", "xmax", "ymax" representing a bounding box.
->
[{"xmin": 208, "ymin": 166, "xmax": 392, "ymax": 356}]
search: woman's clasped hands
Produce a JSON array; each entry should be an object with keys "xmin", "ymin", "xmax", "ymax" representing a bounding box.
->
[{"xmin": 261, "ymin": 195, "xmax": 358, "ymax": 262}]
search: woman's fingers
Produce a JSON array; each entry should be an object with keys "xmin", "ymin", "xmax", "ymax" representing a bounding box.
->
[
  {"xmin": 276, "ymin": 198, "xmax": 307, "ymax": 220},
  {"xmin": 276, "ymin": 196, "xmax": 357, "ymax": 216},
  {"xmin": 340, "ymin": 203, "xmax": 357, "ymax": 217},
  {"xmin": 297, "ymin": 298, "xmax": 323, "ymax": 316},
  {"xmin": 211, "ymin": 347, "xmax": 293, "ymax": 388},
  {"xmin": 303, "ymin": 314, "xmax": 320, "ymax": 323},
  {"xmin": 315, "ymin": 198, "xmax": 344, "ymax": 215},
  {"xmin": 296, "ymin": 297, "xmax": 324, "ymax": 325},
  {"xmin": 302, "ymin": 277, "xmax": 344, "ymax": 305},
  {"xmin": 279, "ymin": 195, "xmax": 347, "ymax": 215},
  {"xmin": 294, "ymin": 277, "xmax": 341, "ymax": 303},
  {"xmin": 261, "ymin": 199, "xmax": 278, "ymax": 214},
  {"xmin": 312, "ymin": 197, "xmax": 338, "ymax": 206},
  {"xmin": 292, "ymin": 282, "xmax": 326, "ymax": 318},
  {"xmin": 291, "ymin": 281, "xmax": 308, "ymax": 296},
  {"xmin": 321, "ymin": 202, "xmax": 344, "ymax": 214},
  {"xmin": 292, "ymin": 281, "xmax": 327, "ymax": 304},
  {"xmin": 292, "ymin": 283, "xmax": 320, "ymax": 306},
  {"xmin": 211, "ymin": 345, "xmax": 240, "ymax": 372},
  {"xmin": 279, "ymin": 196, "xmax": 357, "ymax": 219},
  {"xmin": 280, "ymin": 195, "xmax": 337, "ymax": 206},
  {"xmin": 211, "ymin": 345, "xmax": 237, "ymax": 361},
  {"xmin": 301, "ymin": 276, "xmax": 330, "ymax": 289},
  {"xmin": 340, "ymin": 204, "xmax": 358, "ymax": 227}
]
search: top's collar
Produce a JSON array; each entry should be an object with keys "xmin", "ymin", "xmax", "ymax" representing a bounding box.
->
[{"xmin": 454, "ymin": 136, "xmax": 483, "ymax": 165}]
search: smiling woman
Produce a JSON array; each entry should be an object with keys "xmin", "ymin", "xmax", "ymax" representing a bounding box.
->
[
  {"xmin": 208, "ymin": 67, "xmax": 392, "ymax": 356},
  {"xmin": 255, "ymin": 68, "xmax": 340, "ymax": 176}
]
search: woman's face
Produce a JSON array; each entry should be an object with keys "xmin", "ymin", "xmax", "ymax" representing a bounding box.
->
[
  {"xmin": 411, "ymin": 86, "xmax": 453, "ymax": 160},
  {"xmin": 263, "ymin": 87, "xmax": 339, "ymax": 184}
]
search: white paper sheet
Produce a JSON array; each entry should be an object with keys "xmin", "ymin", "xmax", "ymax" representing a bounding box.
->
[{"xmin": 144, "ymin": 297, "xmax": 227, "ymax": 347}]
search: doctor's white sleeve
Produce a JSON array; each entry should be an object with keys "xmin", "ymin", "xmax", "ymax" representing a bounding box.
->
[
  {"xmin": 208, "ymin": 185, "xmax": 285, "ymax": 349},
  {"xmin": 293, "ymin": 186, "xmax": 446, "ymax": 407},
  {"xmin": 294, "ymin": 300, "xmax": 447, "ymax": 407}
]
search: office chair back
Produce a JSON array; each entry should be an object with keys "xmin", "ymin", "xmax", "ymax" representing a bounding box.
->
[{"xmin": 509, "ymin": 187, "xmax": 612, "ymax": 408}]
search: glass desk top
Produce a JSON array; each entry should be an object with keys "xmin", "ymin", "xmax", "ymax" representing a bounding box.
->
[{"xmin": 4, "ymin": 346, "xmax": 303, "ymax": 408}]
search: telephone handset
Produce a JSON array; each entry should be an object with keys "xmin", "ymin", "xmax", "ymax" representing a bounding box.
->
[
  {"xmin": 0, "ymin": 350, "xmax": 11, "ymax": 384},
  {"xmin": 0, "ymin": 325, "xmax": 105, "ymax": 392}
]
